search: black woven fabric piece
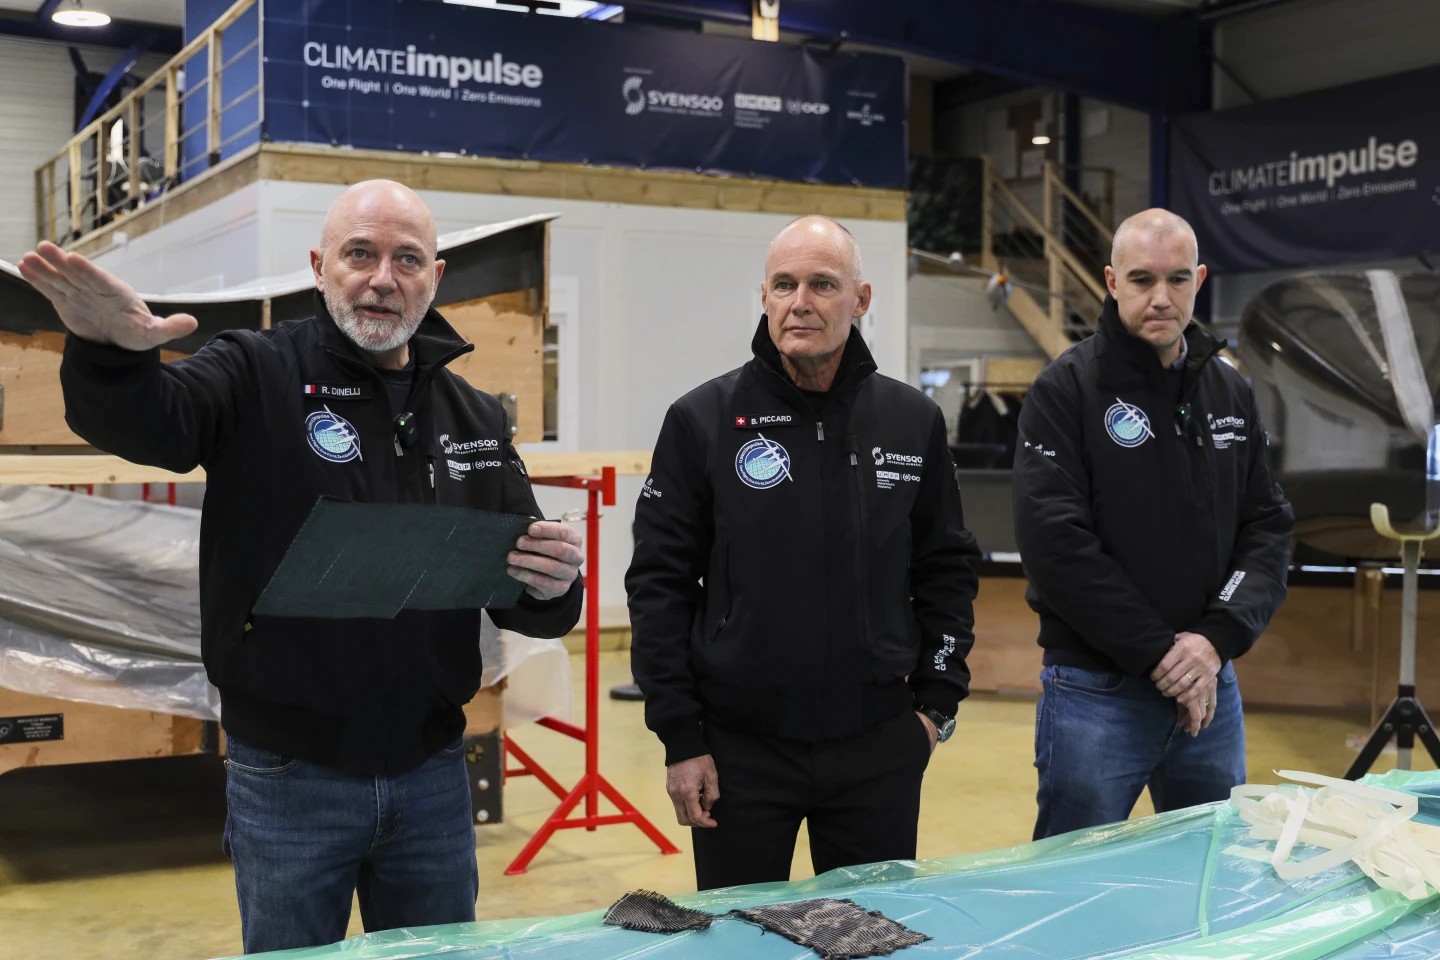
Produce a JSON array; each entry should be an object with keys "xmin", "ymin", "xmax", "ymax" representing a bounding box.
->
[
  {"xmin": 602, "ymin": 889, "xmax": 715, "ymax": 933},
  {"xmin": 732, "ymin": 897, "xmax": 931, "ymax": 960}
]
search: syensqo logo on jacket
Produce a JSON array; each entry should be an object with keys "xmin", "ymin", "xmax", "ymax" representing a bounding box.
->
[
  {"xmin": 1103, "ymin": 399, "xmax": 1153, "ymax": 449},
  {"xmin": 305, "ymin": 409, "xmax": 361, "ymax": 463},
  {"xmin": 734, "ymin": 436, "xmax": 791, "ymax": 489}
]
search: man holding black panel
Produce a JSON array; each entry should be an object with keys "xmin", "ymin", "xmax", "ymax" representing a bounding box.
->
[{"xmin": 20, "ymin": 180, "xmax": 583, "ymax": 953}]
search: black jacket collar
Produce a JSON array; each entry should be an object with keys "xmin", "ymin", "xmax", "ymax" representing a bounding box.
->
[
  {"xmin": 748, "ymin": 316, "xmax": 878, "ymax": 400},
  {"xmin": 1095, "ymin": 295, "xmax": 1222, "ymax": 390}
]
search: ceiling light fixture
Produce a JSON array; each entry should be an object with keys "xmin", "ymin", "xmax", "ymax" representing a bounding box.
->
[
  {"xmin": 1031, "ymin": 135, "xmax": 1051, "ymax": 146},
  {"xmin": 52, "ymin": 1, "xmax": 112, "ymax": 27}
]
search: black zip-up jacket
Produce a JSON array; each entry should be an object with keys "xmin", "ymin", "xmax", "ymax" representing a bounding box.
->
[
  {"xmin": 60, "ymin": 298, "xmax": 582, "ymax": 775},
  {"xmin": 627, "ymin": 319, "xmax": 980, "ymax": 765},
  {"xmin": 1013, "ymin": 297, "xmax": 1293, "ymax": 676}
]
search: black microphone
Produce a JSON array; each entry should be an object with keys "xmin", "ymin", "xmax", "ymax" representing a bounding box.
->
[
  {"xmin": 394, "ymin": 411, "xmax": 418, "ymax": 450},
  {"xmin": 1175, "ymin": 404, "xmax": 1202, "ymax": 447}
]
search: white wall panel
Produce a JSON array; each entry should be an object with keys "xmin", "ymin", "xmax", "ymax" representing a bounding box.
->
[{"xmin": 89, "ymin": 182, "xmax": 262, "ymax": 290}]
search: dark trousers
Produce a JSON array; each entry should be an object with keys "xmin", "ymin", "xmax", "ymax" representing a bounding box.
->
[{"xmin": 691, "ymin": 710, "xmax": 932, "ymax": 890}]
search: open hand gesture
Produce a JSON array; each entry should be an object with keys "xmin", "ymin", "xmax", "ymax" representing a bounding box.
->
[{"xmin": 18, "ymin": 241, "xmax": 198, "ymax": 351}]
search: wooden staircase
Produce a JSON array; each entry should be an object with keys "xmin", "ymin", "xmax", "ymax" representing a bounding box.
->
[{"xmin": 978, "ymin": 158, "xmax": 1115, "ymax": 359}]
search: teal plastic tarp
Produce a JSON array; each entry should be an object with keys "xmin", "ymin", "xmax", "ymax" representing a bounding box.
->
[{"xmin": 241, "ymin": 769, "xmax": 1440, "ymax": 960}]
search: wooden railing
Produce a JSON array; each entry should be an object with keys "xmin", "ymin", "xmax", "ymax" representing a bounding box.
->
[
  {"xmin": 34, "ymin": 0, "xmax": 259, "ymax": 246},
  {"xmin": 978, "ymin": 156, "xmax": 1115, "ymax": 358}
]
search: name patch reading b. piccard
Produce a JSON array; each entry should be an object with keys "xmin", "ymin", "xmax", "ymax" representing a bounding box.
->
[{"xmin": 733, "ymin": 413, "xmax": 796, "ymax": 428}]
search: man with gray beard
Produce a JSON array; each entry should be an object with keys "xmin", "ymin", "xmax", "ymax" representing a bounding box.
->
[{"xmin": 20, "ymin": 180, "xmax": 584, "ymax": 953}]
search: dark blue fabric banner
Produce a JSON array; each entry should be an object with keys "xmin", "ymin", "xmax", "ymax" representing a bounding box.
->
[
  {"xmin": 1170, "ymin": 65, "xmax": 1440, "ymax": 274},
  {"xmin": 262, "ymin": 0, "xmax": 907, "ymax": 188}
]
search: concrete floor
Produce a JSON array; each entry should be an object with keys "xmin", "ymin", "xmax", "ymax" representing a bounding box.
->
[{"xmin": 0, "ymin": 649, "xmax": 1431, "ymax": 960}]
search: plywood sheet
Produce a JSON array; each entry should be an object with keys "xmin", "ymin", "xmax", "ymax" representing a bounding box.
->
[
  {"xmin": 0, "ymin": 331, "xmax": 185, "ymax": 446},
  {"xmin": 441, "ymin": 290, "xmax": 544, "ymax": 444}
]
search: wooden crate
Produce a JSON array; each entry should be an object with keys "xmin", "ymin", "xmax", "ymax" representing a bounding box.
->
[
  {"xmin": 0, "ymin": 683, "xmax": 505, "ymax": 779},
  {"xmin": 0, "ymin": 687, "xmax": 212, "ymax": 777}
]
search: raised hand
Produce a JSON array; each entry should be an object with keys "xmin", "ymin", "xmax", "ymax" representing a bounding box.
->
[{"xmin": 17, "ymin": 241, "xmax": 198, "ymax": 351}]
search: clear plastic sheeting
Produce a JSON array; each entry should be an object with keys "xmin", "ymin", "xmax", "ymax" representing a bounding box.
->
[
  {"xmin": 0, "ymin": 625, "xmax": 221, "ymax": 720},
  {"xmin": 234, "ymin": 771, "xmax": 1440, "ymax": 960},
  {"xmin": 0, "ymin": 486, "xmax": 569, "ymax": 723},
  {"xmin": 0, "ymin": 485, "xmax": 215, "ymax": 718},
  {"xmin": 493, "ymin": 630, "xmax": 573, "ymax": 727}
]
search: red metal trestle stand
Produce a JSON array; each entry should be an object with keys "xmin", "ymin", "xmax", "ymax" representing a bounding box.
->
[{"xmin": 503, "ymin": 465, "xmax": 680, "ymax": 875}]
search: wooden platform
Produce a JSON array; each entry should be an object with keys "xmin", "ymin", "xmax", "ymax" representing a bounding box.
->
[{"xmin": 65, "ymin": 142, "xmax": 906, "ymax": 259}]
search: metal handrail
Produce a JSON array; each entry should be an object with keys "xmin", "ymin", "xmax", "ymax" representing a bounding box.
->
[
  {"xmin": 1050, "ymin": 172, "xmax": 1115, "ymax": 248},
  {"xmin": 34, "ymin": 0, "xmax": 260, "ymax": 245}
]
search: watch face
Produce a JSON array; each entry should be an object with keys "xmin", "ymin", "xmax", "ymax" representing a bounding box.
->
[{"xmin": 937, "ymin": 718, "xmax": 957, "ymax": 742}]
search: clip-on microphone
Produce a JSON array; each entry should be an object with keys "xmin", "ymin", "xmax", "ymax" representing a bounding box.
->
[
  {"xmin": 1174, "ymin": 403, "xmax": 1202, "ymax": 447},
  {"xmin": 394, "ymin": 411, "xmax": 418, "ymax": 451}
]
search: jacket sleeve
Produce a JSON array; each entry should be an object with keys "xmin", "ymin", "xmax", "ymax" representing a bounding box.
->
[
  {"xmin": 1013, "ymin": 370, "xmax": 1176, "ymax": 675},
  {"xmin": 60, "ymin": 332, "xmax": 251, "ymax": 472},
  {"xmin": 907, "ymin": 408, "xmax": 980, "ymax": 717},
  {"xmin": 486, "ymin": 412, "xmax": 584, "ymax": 639},
  {"xmin": 625, "ymin": 404, "xmax": 712, "ymax": 765},
  {"xmin": 1191, "ymin": 389, "xmax": 1293, "ymax": 661}
]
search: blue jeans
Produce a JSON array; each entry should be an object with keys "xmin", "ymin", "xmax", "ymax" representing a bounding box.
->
[
  {"xmin": 1033, "ymin": 662, "xmax": 1246, "ymax": 840},
  {"xmin": 223, "ymin": 736, "xmax": 479, "ymax": 954}
]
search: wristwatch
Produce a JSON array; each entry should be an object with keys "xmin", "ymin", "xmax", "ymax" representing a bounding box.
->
[{"xmin": 916, "ymin": 704, "xmax": 956, "ymax": 743}]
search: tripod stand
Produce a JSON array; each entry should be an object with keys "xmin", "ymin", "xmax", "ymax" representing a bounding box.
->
[{"xmin": 1344, "ymin": 502, "xmax": 1440, "ymax": 779}]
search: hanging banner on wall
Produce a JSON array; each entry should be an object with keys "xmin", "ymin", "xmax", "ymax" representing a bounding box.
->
[
  {"xmin": 1170, "ymin": 64, "xmax": 1440, "ymax": 274},
  {"xmin": 262, "ymin": 0, "xmax": 907, "ymax": 189}
]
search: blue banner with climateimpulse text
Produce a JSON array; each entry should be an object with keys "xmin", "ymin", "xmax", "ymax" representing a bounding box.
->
[
  {"xmin": 262, "ymin": 0, "xmax": 907, "ymax": 189},
  {"xmin": 1170, "ymin": 64, "xmax": 1440, "ymax": 273}
]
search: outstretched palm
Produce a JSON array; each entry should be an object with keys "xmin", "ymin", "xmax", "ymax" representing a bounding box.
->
[{"xmin": 18, "ymin": 241, "xmax": 198, "ymax": 351}]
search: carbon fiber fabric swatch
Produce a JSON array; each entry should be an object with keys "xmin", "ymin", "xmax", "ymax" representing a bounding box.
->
[
  {"xmin": 602, "ymin": 890, "xmax": 715, "ymax": 933},
  {"xmin": 731, "ymin": 897, "xmax": 930, "ymax": 960}
]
